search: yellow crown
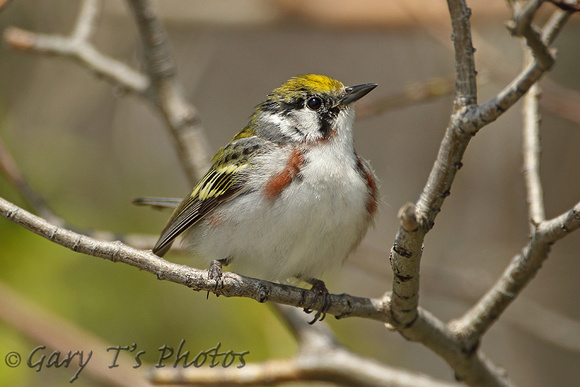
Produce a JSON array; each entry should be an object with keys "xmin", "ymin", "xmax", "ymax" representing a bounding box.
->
[{"xmin": 270, "ymin": 74, "xmax": 344, "ymax": 101}]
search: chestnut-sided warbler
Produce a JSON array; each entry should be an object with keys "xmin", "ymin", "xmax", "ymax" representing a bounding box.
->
[{"xmin": 150, "ymin": 74, "xmax": 378, "ymax": 323}]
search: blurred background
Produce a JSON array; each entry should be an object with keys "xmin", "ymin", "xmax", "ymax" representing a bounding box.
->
[{"xmin": 0, "ymin": 1, "xmax": 579, "ymax": 386}]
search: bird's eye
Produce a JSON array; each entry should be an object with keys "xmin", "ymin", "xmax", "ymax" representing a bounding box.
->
[{"xmin": 306, "ymin": 97, "xmax": 322, "ymax": 110}]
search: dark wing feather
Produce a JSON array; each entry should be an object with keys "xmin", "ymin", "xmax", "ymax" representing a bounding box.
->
[{"xmin": 152, "ymin": 136, "xmax": 266, "ymax": 256}]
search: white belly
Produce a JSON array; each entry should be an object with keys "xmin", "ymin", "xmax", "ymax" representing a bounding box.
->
[{"xmin": 183, "ymin": 145, "xmax": 373, "ymax": 282}]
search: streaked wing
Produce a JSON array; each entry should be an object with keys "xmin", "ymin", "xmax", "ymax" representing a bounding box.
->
[{"xmin": 152, "ymin": 136, "xmax": 266, "ymax": 256}]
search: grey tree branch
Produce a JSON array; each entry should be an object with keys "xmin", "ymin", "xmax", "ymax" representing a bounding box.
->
[
  {"xmin": 447, "ymin": 0, "xmax": 477, "ymax": 109},
  {"xmin": 506, "ymin": 0, "xmax": 555, "ymax": 71},
  {"xmin": 3, "ymin": 0, "xmax": 211, "ymax": 182},
  {"xmin": 0, "ymin": 196, "xmax": 392, "ymax": 324},
  {"xmin": 126, "ymin": 0, "xmax": 211, "ymax": 183},
  {"xmin": 388, "ymin": 2, "xmax": 575, "ymax": 385},
  {"xmin": 3, "ymin": 24, "xmax": 149, "ymax": 96},
  {"xmin": 389, "ymin": 0, "xmax": 479, "ymax": 333},
  {"xmin": 71, "ymin": 0, "xmax": 101, "ymax": 43},
  {"xmin": 150, "ymin": 304, "xmax": 459, "ymax": 387},
  {"xmin": 522, "ymin": 58, "xmax": 545, "ymax": 227},
  {"xmin": 150, "ymin": 356, "xmax": 458, "ymax": 387},
  {"xmin": 450, "ymin": 202, "xmax": 580, "ymax": 347},
  {"xmin": 0, "ymin": 194, "xmax": 522, "ymax": 387},
  {"xmin": 445, "ymin": 0, "xmax": 578, "ymax": 352},
  {"xmin": 390, "ymin": 0, "xmax": 572, "ymax": 327},
  {"xmin": 0, "ymin": 189, "xmax": 526, "ymax": 386},
  {"xmin": 476, "ymin": 7, "xmax": 570, "ymax": 126}
]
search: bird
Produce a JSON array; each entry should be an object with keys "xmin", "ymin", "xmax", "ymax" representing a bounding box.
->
[{"xmin": 148, "ymin": 74, "xmax": 378, "ymax": 323}]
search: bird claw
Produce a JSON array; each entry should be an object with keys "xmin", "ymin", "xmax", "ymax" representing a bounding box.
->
[
  {"xmin": 207, "ymin": 259, "xmax": 224, "ymax": 299},
  {"xmin": 303, "ymin": 279, "xmax": 331, "ymax": 324}
]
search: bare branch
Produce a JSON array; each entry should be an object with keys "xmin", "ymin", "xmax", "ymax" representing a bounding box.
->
[
  {"xmin": 0, "ymin": 196, "xmax": 392, "ymax": 323},
  {"xmin": 477, "ymin": 7, "xmax": 570, "ymax": 126},
  {"xmin": 150, "ymin": 353, "xmax": 458, "ymax": 387},
  {"xmin": 443, "ymin": 3, "xmax": 577, "ymax": 352},
  {"xmin": 405, "ymin": 310, "xmax": 514, "ymax": 387},
  {"xmin": 506, "ymin": 0, "xmax": 555, "ymax": 71},
  {"xmin": 522, "ymin": 63, "xmax": 545, "ymax": 227},
  {"xmin": 0, "ymin": 195, "xmax": 517, "ymax": 385},
  {"xmin": 387, "ymin": 3, "xmax": 576, "ymax": 384},
  {"xmin": 126, "ymin": 0, "xmax": 211, "ymax": 183},
  {"xmin": 447, "ymin": 0, "xmax": 478, "ymax": 109},
  {"xmin": 151, "ymin": 305, "xmax": 459, "ymax": 387},
  {"xmin": 71, "ymin": 0, "xmax": 101, "ymax": 43},
  {"xmin": 3, "ymin": 26, "xmax": 149, "ymax": 95},
  {"xmin": 389, "ymin": 1, "xmax": 481, "ymax": 331},
  {"xmin": 151, "ymin": 355, "xmax": 459, "ymax": 387},
  {"xmin": 391, "ymin": 0, "xmax": 573, "ymax": 327},
  {"xmin": 3, "ymin": 0, "xmax": 212, "ymax": 182},
  {"xmin": 450, "ymin": 202, "xmax": 580, "ymax": 347}
]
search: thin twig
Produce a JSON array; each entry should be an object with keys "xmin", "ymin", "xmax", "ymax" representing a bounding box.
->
[
  {"xmin": 506, "ymin": 0, "xmax": 555, "ymax": 71},
  {"xmin": 3, "ymin": 0, "xmax": 212, "ymax": 182},
  {"xmin": 126, "ymin": 0, "xmax": 211, "ymax": 183},
  {"xmin": 476, "ymin": 8, "xmax": 570, "ymax": 126},
  {"xmin": 150, "ymin": 303, "xmax": 459, "ymax": 387},
  {"xmin": 522, "ymin": 53, "xmax": 546, "ymax": 227},
  {"xmin": 388, "ymin": 2, "xmax": 573, "ymax": 385},
  {"xmin": 3, "ymin": 26, "xmax": 149, "ymax": 95},
  {"xmin": 450, "ymin": 202, "xmax": 580, "ymax": 346},
  {"xmin": 150, "ymin": 355, "xmax": 459, "ymax": 387},
  {"xmin": 71, "ymin": 0, "xmax": 101, "ymax": 43}
]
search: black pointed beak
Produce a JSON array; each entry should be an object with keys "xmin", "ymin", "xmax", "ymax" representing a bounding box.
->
[{"xmin": 341, "ymin": 83, "xmax": 377, "ymax": 105}]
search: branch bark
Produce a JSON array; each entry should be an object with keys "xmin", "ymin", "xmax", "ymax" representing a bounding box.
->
[
  {"xmin": 126, "ymin": 0, "xmax": 211, "ymax": 182},
  {"xmin": 150, "ymin": 305, "xmax": 458, "ymax": 387},
  {"xmin": 522, "ymin": 58, "xmax": 546, "ymax": 227},
  {"xmin": 388, "ymin": 2, "xmax": 575, "ymax": 385},
  {"xmin": 450, "ymin": 202, "xmax": 580, "ymax": 347},
  {"xmin": 3, "ymin": 0, "xmax": 212, "ymax": 182}
]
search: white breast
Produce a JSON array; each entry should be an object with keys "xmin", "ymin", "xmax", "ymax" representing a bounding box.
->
[{"xmin": 182, "ymin": 136, "xmax": 373, "ymax": 282}]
